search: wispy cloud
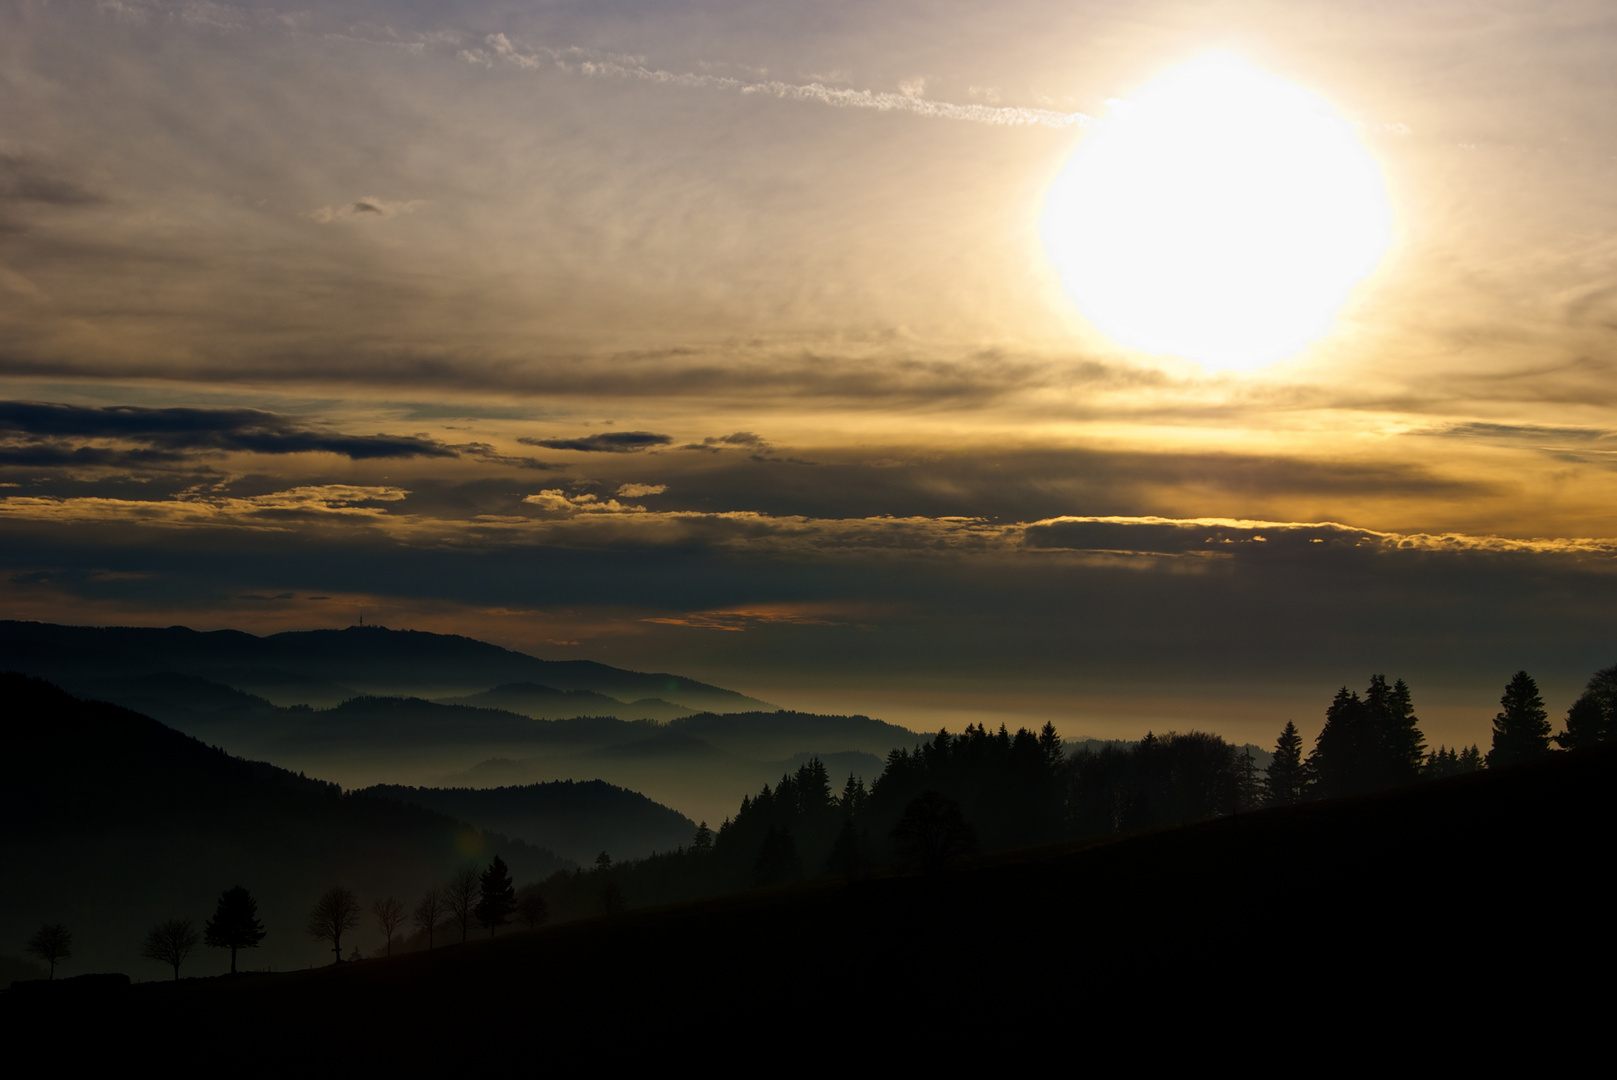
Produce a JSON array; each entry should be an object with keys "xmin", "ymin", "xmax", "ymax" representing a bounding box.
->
[
  {"xmin": 467, "ymin": 33, "xmax": 1092, "ymax": 129},
  {"xmin": 308, "ymin": 196, "xmax": 425, "ymax": 223}
]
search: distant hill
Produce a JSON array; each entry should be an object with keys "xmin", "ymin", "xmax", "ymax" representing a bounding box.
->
[
  {"xmin": 0, "ymin": 621, "xmax": 926, "ymax": 824},
  {"xmin": 359, "ymin": 780, "xmax": 697, "ymax": 864},
  {"xmin": 436, "ymin": 682, "xmax": 695, "ymax": 722},
  {"xmin": 0, "ymin": 620, "xmax": 774, "ymax": 712},
  {"xmin": 0, "ymin": 675, "xmax": 572, "ymax": 975}
]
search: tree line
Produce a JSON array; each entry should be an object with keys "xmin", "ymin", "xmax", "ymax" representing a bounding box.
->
[
  {"xmin": 1262, "ymin": 664, "xmax": 1614, "ymax": 806},
  {"xmin": 518, "ymin": 661, "xmax": 1617, "ymax": 921},
  {"xmin": 19, "ymin": 855, "xmax": 555, "ymax": 982}
]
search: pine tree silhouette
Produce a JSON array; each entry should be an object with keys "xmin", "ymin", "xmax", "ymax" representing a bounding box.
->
[
  {"xmin": 1265, "ymin": 721, "xmax": 1307, "ymax": 805},
  {"xmin": 1487, "ymin": 671, "xmax": 1552, "ymax": 767},
  {"xmin": 475, "ymin": 855, "xmax": 516, "ymax": 937},
  {"xmin": 205, "ymin": 886, "xmax": 266, "ymax": 974}
]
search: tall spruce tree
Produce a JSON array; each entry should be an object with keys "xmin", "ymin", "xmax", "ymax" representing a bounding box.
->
[
  {"xmin": 475, "ymin": 855, "xmax": 516, "ymax": 937},
  {"xmin": 1365, "ymin": 675, "xmax": 1425, "ymax": 789},
  {"xmin": 1307, "ymin": 687, "xmax": 1369, "ymax": 799},
  {"xmin": 1265, "ymin": 721, "xmax": 1308, "ymax": 805},
  {"xmin": 1487, "ymin": 671, "xmax": 1551, "ymax": 767},
  {"xmin": 204, "ymin": 886, "xmax": 266, "ymax": 974}
]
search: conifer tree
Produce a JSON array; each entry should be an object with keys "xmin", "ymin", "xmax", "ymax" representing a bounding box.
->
[
  {"xmin": 204, "ymin": 886, "xmax": 266, "ymax": 974},
  {"xmin": 838, "ymin": 775, "xmax": 868, "ymax": 821},
  {"xmin": 1038, "ymin": 722, "xmax": 1065, "ymax": 770},
  {"xmin": 1309, "ymin": 676, "xmax": 1426, "ymax": 797},
  {"xmin": 475, "ymin": 855, "xmax": 516, "ymax": 937},
  {"xmin": 1307, "ymin": 687, "xmax": 1369, "ymax": 799},
  {"xmin": 1487, "ymin": 671, "xmax": 1551, "ymax": 767},
  {"xmin": 1265, "ymin": 721, "xmax": 1307, "ymax": 805}
]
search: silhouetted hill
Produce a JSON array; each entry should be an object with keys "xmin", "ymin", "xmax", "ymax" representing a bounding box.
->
[
  {"xmin": 359, "ymin": 780, "xmax": 697, "ymax": 864},
  {"xmin": 0, "ymin": 620, "xmax": 773, "ymax": 711},
  {"xmin": 24, "ymin": 741, "xmax": 1611, "ymax": 1055},
  {"xmin": 668, "ymin": 709, "xmax": 920, "ymax": 758},
  {"xmin": 0, "ymin": 674, "xmax": 572, "ymax": 974}
]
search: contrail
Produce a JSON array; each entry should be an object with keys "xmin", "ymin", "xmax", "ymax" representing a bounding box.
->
[{"xmin": 474, "ymin": 34, "xmax": 1092, "ymax": 130}]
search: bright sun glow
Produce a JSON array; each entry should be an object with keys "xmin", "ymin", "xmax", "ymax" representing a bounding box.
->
[{"xmin": 1041, "ymin": 53, "xmax": 1392, "ymax": 371}]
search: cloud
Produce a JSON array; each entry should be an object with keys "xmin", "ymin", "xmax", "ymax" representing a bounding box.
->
[
  {"xmin": 680, "ymin": 432, "xmax": 769, "ymax": 452},
  {"xmin": 0, "ymin": 484, "xmax": 409, "ymax": 529},
  {"xmin": 1022, "ymin": 516, "xmax": 1617, "ymax": 559},
  {"xmin": 617, "ymin": 483, "xmax": 667, "ymax": 497},
  {"xmin": 1416, "ymin": 421, "xmax": 1614, "ymax": 443},
  {"xmin": 470, "ymin": 32, "xmax": 1091, "ymax": 129},
  {"xmin": 643, "ymin": 606, "xmax": 846, "ymax": 632},
  {"xmin": 521, "ymin": 489, "xmax": 649, "ymax": 515},
  {"xmin": 0, "ymin": 401, "xmax": 458, "ymax": 462},
  {"xmin": 308, "ymin": 197, "xmax": 425, "ymax": 223},
  {"xmin": 453, "ymin": 443, "xmax": 560, "ymax": 471},
  {"xmin": 521, "ymin": 432, "xmax": 673, "ymax": 453},
  {"xmin": 0, "ymin": 155, "xmax": 102, "ymax": 206}
]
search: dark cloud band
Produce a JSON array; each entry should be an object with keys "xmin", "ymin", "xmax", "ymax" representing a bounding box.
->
[
  {"xmin": 521, "ymin": 432, "xmax": 673, "ymax": 453},
  {"xmin": 0, "ymin": 401, "xmax": 458, "ymax": 461}
]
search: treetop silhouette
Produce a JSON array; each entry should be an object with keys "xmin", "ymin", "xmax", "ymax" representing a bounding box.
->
[
  {"xmin": 1488, "ymin": 671, "xmax": 1552, "ymax": 767},
  {"xmin": 476, "ymin": 855, "xmax": 516, "ymax": 937},
  {"xmin": 205, "ymin": 886, "xmax": 266, "ymax": 974}
]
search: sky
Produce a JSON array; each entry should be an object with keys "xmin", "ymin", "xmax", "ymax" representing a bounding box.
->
[{"xmin": 3, "ymin": 0, "xmax": 1617, "ymax": 748}]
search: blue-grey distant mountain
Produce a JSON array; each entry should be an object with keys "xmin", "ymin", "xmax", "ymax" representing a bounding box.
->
[
  {"xmin": 437, "ymin": 682, "xmax": 694, "ymax": 722},
  {"xmin": 0, "ymin": 620, "xmax": 924, "ymax": 824},
  {"xmin": 0, "ymin": 620, "xmax": 774, "ymax": 712}
]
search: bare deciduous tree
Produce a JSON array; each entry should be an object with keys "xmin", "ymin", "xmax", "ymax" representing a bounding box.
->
[
  {"xmin": 514, "ymin": 884, "xmax": 549, "ymax": 930},
  {"xmin": 444, "ymin": 865, "xmax": 479, "ymax": 944},
  {"xmin": 372, "ymin": 896, "xmax": 406, "ymax": 957},
  {"xmin": 26, "ymin": 924, "xmax": 71, "ymax": 979},
  {"xmin": 141, "ymin": 918, "xmax": 201, "ymax": 980},
  {"xmin": 413, "ymin": 887, "xmax": 446, "ymax": 949},
  {"xmin": 307, "ymin": 886, "xmax": 362, "ymax": 964}
]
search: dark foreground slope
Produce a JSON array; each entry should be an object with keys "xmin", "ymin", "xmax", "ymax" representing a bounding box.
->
[
  {"xmin": 16, "ymin": 742, "xmax": 1613, "ymax": 1057},
  {"xmin": 0, "ymin": 675, "xmax": 570, "ymax": 973}
]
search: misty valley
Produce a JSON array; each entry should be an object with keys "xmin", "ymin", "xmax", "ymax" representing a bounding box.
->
[{"xmin": 4, "ymin": 617, "xmax": 1613, "ymax": 1054}]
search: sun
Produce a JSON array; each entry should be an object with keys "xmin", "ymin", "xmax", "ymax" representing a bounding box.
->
[{"xmin": 1040, "ymin": 53, "xmax": 1392, "ymax": 371}]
